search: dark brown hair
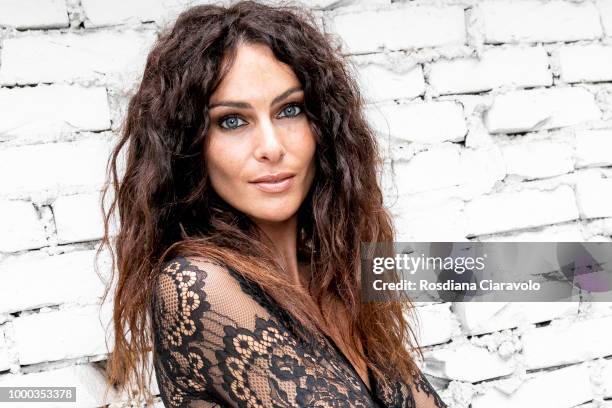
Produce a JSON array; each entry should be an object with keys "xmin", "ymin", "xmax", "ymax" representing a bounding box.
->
[{"xmin": 98, "ymin": 1, "xmax": 422, "ymax": 405}]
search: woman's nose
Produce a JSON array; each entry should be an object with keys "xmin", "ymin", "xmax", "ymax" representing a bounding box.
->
[{"xmin": 253, "ymin": 118, "xmax": 286, "ymax": 162}]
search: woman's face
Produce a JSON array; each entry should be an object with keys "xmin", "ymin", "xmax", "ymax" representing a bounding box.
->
[{"xmin": 204, "ymin": 42, "xmax": 316, "ymax": 225}]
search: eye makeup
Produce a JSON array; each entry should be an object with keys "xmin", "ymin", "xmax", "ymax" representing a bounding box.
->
[{"xmin": 214, "ymin": 100, "xmax": 306, "ymax": 131}]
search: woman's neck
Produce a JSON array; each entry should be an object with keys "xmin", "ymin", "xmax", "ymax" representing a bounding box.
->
[{"xmin": 252, "ymin": 214, "xmax": 305, "ymax": 287}]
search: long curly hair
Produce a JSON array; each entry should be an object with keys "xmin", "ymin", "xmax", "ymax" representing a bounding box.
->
[{"xmin": 97, "ymin": 1, "xmax": 422, "ymax": 405}]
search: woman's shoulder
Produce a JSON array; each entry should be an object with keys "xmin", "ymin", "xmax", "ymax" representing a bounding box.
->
[
  {"xmin": 158, "ymin": 254, "xmax": 259, "ymax": 291},
  {"xmin": 154, "ymin": 254, "xmax": 275, "ymax": 320},
  {"xmin": 158, "ymin": 254, "xmax": 246, "ymax": 287},
  {"xmin": 159, "ymin": 254, "xmax": 226, "ymax": 277}
]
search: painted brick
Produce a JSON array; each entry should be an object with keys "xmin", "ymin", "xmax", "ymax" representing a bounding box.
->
[
  {"xmin": 428, "ymin": 46, "xmax": 552, "ymax": 95},
  {"xmin": 317, "ymin": 0, "xmax": 390, "ymax": 8},
  {"xmin": 389, "ymin": 186, "xmax": 467, "ymax": 217},
  {"xmin": 484, "ymin": 223, "xmax": 585, "ymax": 242},
  {"xmin": 391, "ymin": 147, "xmax": 505, "ymax": 240},
  {"xmin": 500, "ymin": 139, "xmax": 574, "ymax": 179},
  {"xmin": 455, "ymin": 302, "xmax": 579, "ymax": 336},
  {"xmin": 367, "ymin": 101, "xmax": 466, "ymax": 143},
  {"xmin": 150, "ymin": 0, "xmax": 231, "ymax": 28},
  {"xmin": 522, "ymin": 316, "xmax": 612, "ymax": 369},
  {"xmin": 0, "ymin": 0, "xmax": 68, "ymax": 29},
  {"xmin": 406, "ymin": 303, "xmax": 460, "ymax": 347},
  {"xmin": 0, "ymin": 137, "xmax": 115, "ymax": 196},
  {"xmin": 0, "ymin": 201, "xmax": 46, "ymax": 253},
  {"xmin": 0, "ymin": 250, "xmax": 108, "ymax": 314},
  {"xmin": 81, "ymin": 0, "xmax": 165, "ymax": 27},
  {"xmin": 81, "ymin": 0, "xmax": 321, "ymax": 28},
  {"xmin": 599, "ymin": 0, "xmax": 612, "ymax": 37},
  {"xmin": 465, "ymin": 185, "xmax": 579, "ymax": 236},
  {"xmin": 484, "ymin": 87, "xmax": 601, "ymax": 134},
  {"xmin": 393, "ymin": 144, "xmax": 463, "ymax": 194},
  {"xmin": 481, "ymin": 0, "xmax": 602, "ymax": 44},
  {"xmin": 264, "ymin": 0, "xmax": 388, "ymax": 9},
  {"xmin": 603, "ymin": 358, "xmax": 612, "ymax": 398},
  {"xmin": 132, "ymin": 0, "xmax": 366, "ymax": 29},
  {"xmin": 472, "ymin": 364, "xmax": 592, "ymax": 408},
  {"xmin": 575, "ymin": 129, "xmax": 612, "ymax": 168},
  {"xmin": 577, "ymin": 402, "xmax": 612, "ymax": 408},
  {"xmin": 0, "ymin": 31, "xmax": 156, "ymax": 86},
  {"xmin": 575, "ymin": 174, "xmax": 612, "ymax": 219},
  {"xmin": 53, "ymin": 192, "xmax": 107, "ymax": 244},
  {"xmin": 0, "ymin": 323, "xmax": 15, "ymax": 371},
  {"xmin": 393, "ymin": 144, "xmax": 505, "ymax": 198},
  {"xmin": 331, "ymin": 5, "xmax": 466, "ymax": 54},
  {"xmin": 0, "ymin": 85, "xmax": 111, "ymax": 144},
  {"xmin": 558, "ymin": 44, "xmax": 612, "ymax": 83},
  {"xmin": 424, "ymin": 342, "xmax": 515, "ymax": 383},
  {"xmin": 459, "ymin": 147, "xmax": 507, "ymax": 197},
  {"xmin": 12, "ymin": 303, "xmax": 112, "ymax": 365},
  {"xmin": 393, "ymin": 198, "xmax": 466, "ymax": 242},
  {"xmin": 358, "ymin": 63, "xmax": 425, "ymax": 102}
]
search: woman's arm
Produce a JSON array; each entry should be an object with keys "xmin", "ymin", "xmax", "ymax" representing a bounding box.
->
[{"xmin": 409, "ymin": 369, "xmax": 448, "ymax": 408}]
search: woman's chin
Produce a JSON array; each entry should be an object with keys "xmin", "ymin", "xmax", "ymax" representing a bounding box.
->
[{"xmin": 248, "ymin": 209, "xmax": 298, "ymax": 225}]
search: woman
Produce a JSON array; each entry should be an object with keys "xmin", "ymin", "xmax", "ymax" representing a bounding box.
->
[{"xmin": 99, "ymin": 1, "xmax": 448, "ymax": 407}]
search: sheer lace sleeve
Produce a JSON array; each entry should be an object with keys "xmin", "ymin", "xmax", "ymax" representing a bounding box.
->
[
  {"xmin": 150, "ymin": 255, "xmax": 376, "ymax": 408},
  {"xmin": 408, "ymin": 370, "xmax": 448, "ymax": 408},
  {"xmin": 372, "ymin": 367, "xmax": 448, "ymax": 408}
]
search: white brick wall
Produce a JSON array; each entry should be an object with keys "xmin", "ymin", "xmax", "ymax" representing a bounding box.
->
[
  {"xmin": 331, "ymin": 5, "xmax": 466, "ymax": 54},
  {"xmin": 521, "ymin": 315, "xmax": 612, "ymax": 369},
  {"xmin": 0, "ymin": 0, "xmax": 69, "ymax": 30},
  {"xmin": 428, "ymin": 45, "xmax": 552, "ymax": 95},
  {"xmin": 471, "ymin": 363, "xmax": 593, "ymax": 408},
  {"xmin": 556, "ymin": 44, "xmax": 612, "ymax": 83},
  {"xmin": 1, "ymin": 0, "xmax": 611, "ymax": 407},
  {"xmin": 0, "ymin": 85, "xmax": 111, "ymax": 143},
  {"xmin": 0, "ymin": 31, "xmax": 156, "ymax": 86},
  {"xmin": 480, "ymin": 0, "xmax": 602, "ymax": 43},
  {"xmin": 12, "ymin": 303, "xmax": 113, "ymax": 365},
  {"xmin": 484, "ymin": 87, "xmax": 601, "ymax": 134}
]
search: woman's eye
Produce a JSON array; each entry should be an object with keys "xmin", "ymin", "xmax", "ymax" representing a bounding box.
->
[
  {"xmin": 278, "ymin": 104, "xmax": 302, "ymax": 118},
  {"xmin": 219, "ymin": 116, "xmax": 247, "ymax": 130}
]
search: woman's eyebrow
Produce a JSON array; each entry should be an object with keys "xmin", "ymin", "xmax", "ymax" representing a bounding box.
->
[{"xmin": 208, "ymin": 86, "xmax": 303, "ymax": 110}]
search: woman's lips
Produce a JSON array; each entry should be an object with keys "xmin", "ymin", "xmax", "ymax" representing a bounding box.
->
[{"xmin": 250, "ymin": 175, "xmax": 295, "ymax": 193}]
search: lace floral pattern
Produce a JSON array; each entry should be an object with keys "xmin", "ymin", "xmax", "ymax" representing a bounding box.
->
[{"xmin": 151, "ymin": 256, "xmax": 448, "ymax": 407}]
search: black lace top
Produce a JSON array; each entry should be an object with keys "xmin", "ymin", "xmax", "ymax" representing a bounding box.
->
[{"xmin": 151, "ymin": 255, "xmax": 448, "ymax": 408}]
